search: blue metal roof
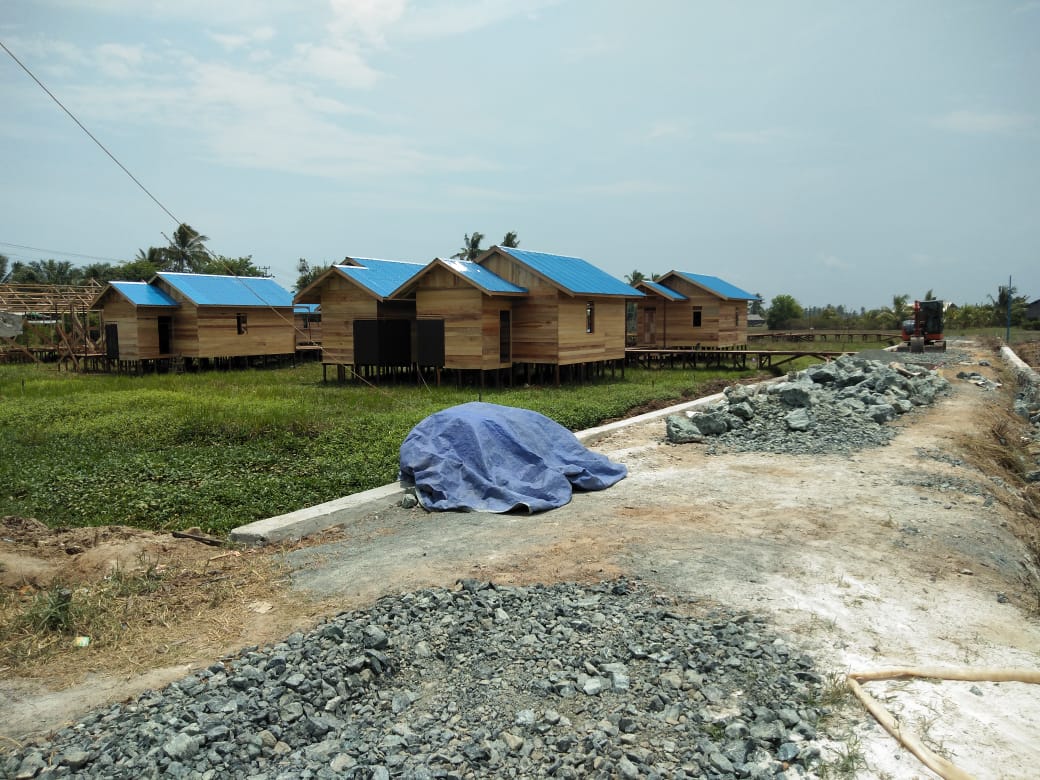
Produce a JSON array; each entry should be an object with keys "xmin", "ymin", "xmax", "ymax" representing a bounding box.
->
[
  {"xmin": 109, "ymin": 281, "xmax": 179, "ymax": 307},
  {"xmin": 293, "ymin": 303, "xmax": 320, "ymax": 314},
  {"xmin": 639, "ymin": 280, "xmax": 688, "ymax": 301},
  {"xmin": 672, "ymin": 272, "xmax": 758, "ymax": 300},
  {"xmin": 495, "ymin": 247, "xmax": 643, "ymax": 297},
  {"xmin": 336, "ymin": 258, "xmax": 425, "ymax": 299},
  {"xmin": 157, "ymin": 273, "xmax": 294, "ymax": 307},
  {"xmin": 436, "ymin": 258, "xmax": 527, "ymax": 294}
]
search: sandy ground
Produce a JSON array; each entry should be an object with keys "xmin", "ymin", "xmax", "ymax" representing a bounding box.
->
[{"xmin": 3, "ymin": 340, "xmax": 1039, "ymax": 779}]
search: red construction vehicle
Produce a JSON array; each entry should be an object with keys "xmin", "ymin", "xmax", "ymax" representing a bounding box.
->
[{"xmin": 901, "ymin": 299, "xmax": 946, "ymax": 352}]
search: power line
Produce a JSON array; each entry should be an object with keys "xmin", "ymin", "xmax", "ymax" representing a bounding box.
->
[
  {"xmin": 0, "ymin": 240, "xmax": 128, "ymax": 264},
  {"xmin": 1, "ymin": 40, "xmax": 310, "ymax": 338},
  {"xmin": 0, "ymin": 38, "xmax": 181, "ymax": 226}
]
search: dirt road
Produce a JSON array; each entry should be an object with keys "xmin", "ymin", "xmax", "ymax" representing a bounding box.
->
[{"xmin": 3, "ymin": 341, "xmax": 1039, "ymax": 778}]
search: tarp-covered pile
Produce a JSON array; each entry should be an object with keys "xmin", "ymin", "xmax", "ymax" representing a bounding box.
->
[{"xmin": 399, "ymin": 402, "xmax": 627, "ymax": 513}]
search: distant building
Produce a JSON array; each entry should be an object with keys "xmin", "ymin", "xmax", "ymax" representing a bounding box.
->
[{"xmin": 631, "ymin": 272, "xmax": 758, "ymax": 347}]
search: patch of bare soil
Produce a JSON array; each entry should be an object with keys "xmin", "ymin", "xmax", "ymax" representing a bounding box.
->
[
  {"xmin": 2, "ymin": 341, "xmax": 1039, "ymax": 780},
  {"xmin": 0, "ymin": 522, "xmax": 343, "ymax": 744}
]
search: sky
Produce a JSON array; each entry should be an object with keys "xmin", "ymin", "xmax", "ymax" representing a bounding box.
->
[{"xmin": 1, "ymin": 0, "xmax": 1037, "ymax": 310}]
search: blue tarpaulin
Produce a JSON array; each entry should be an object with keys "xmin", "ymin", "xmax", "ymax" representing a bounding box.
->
[{"xmin": 399, "ymin": 402, "xmax": 628, "ymax": 513}]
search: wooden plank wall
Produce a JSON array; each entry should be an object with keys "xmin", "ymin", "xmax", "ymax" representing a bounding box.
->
[
  {"xmin": 480, "ymin": 252, "xmax": 560, "ymax": 363},
  {"xmin": 191, "ymin": 307, "xmax": 295, "ymax": 358},
  {"xmin": 415, "ymin": 266, "xmax": 510, "ymax": 370},
  {"xmin": 99, "ymin": 298, "xmax": 141, "ymax": 360},
  {"xmin": 557, "ymin": 297, "xmax": 627, "ymax": 365},
  {"xmin": 658, "ymin": 276, "xmax": 749, "ymax": 347}
]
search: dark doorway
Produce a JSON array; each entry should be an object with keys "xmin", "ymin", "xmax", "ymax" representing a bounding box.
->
[
  {"xmin": 499, "ymin": 311, "xmax": 511, "ymax": 362},
  {"xmin": 105, "ymin": 323, "xmax": 119, "ymax": 359},
  {"xmin": 158, "ymin": 316, "xmax": 172, "ymax": 354}
]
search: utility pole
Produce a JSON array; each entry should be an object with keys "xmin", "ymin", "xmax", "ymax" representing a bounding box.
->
[{"xmin": 1006, "ymin": 274, "xmax": 1012, "ymax": 343}]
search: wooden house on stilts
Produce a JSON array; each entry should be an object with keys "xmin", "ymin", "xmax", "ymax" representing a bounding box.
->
[
  {"xmin": 91, "ymin": 272, "xmax": 296, "ymax": 372},
  {"xmin": 294, "ymin": 258, "xmax": 425, "ymax": 382},
  {"xmin": 473, "ymin": 246, "xmax": 643, "ymax": 384},
  {"xmin": 632, "ymin": 272, "xmax": 758, "ymax": 349}
]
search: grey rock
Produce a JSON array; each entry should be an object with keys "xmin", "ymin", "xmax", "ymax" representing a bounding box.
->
[
  {"xmin": 785, "ymin": 408, "xmax": 812, "ymax": 432},
  {"xmin": 665, "ymin": 414, "xmax": 704, "ymax": 444}
]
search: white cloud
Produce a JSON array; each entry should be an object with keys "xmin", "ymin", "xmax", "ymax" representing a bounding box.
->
[
  {"xmin": 645, "ymin": 122, "xmax": 686, "ymax": 141},
  {"xmin": 932, "ymin": 110, "xmax": 1033, "ymax": 134},
  {"xmin": 576, "ymin": 180, "xmax": 675, "ymax": 196},
  {"xmin": 288, "ymin": 42, "xmax": 382, "ymax": 89},
  {"xmin": 398, "ymin": 0, "xmax": 562, "ymax": 39},
  {"xmin": 95, "ymin": 43, "xmax": 145, "ymax": 78},
  {"xmin": 68, "ymin": 60, "xmax": 490, "ymax": 179},
  {"xmin": 561, "ymin": 33, "xmax": 613, "ymax": 63},
  {"xmin": 327, "ymin": 0, "xmax": 407, "ymax": 45},
  {"xmin": 207, "ymin": 27, "xmax": 276, "ymax": 52},
  {"xmin": 714, "ymin": 128, "xmax": 788, "ymax": 145},
  {"xmin": 819, "ymin": 253, "xmax": 849, "ymax": 271}
]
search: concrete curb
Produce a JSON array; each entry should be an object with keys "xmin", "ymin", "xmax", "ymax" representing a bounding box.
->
[
  {"xmin": 1001, "ymin": 344, "xmax": 1040, "ymax": 385},
  {"xmin": 229, "ymin": 483, "xmax": 404, "ymax": 546},
  {"xmin": 230, "ymin": 371, "xmax": 805, "ymax": 545}
]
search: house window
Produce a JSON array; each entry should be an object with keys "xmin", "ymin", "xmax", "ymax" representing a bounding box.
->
[
  {"xmin": 692, "ymin": 306, "xmax": 702, "ymax": 327},
  {"xmin": 585, "ymin": 302, "xmax": 595, "ymax": 333},
  {"xmin": 236, "ymin": 313, "xmax": 247, "ymax": 334}
]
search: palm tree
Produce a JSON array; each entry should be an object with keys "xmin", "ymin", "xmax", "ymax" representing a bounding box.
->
[
  {"xmin": 624, "ymin": 270, "xmax": 646, "ymax": 285},
  {"xmin": 452, "ymin": 232, "xmax": 485, "ymax": 262},
  {"xmin": 0, "ymin": 253, "xmax": 10, "ymax": 284},
  {"xmin": 166, "ymin": 223, "xmax": 210, "ymax": 273},
  {"xmin": 501, "ymin": 231, "xmax": 520, "ymax": 248}
]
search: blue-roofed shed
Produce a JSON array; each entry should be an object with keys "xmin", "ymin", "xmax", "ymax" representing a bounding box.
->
[
  {"xmin": 475, "ymin": 246, "xmax": 638, "ymax": 370},
  {"xmin": 633, "ymin": 270, "xmax": 760, "ymax": 348},
  {"xmin": 90, "ymin": 281, "xmax": 180, "ymax": 363},
  {"xmin": 387, "ymin": 258, "xmax": 527, "ymax": 372},
  {"xmin": 294, "ymin": 257, "xmax": 425, "ymax": 372},
  {"xmin": 91, "ymin": 273, "xmax": 297, "ymax": 366}
]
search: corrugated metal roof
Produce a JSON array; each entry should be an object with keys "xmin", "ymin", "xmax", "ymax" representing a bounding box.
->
[
  {"xmin": 110, "ymin": 281, "xmax": 179, "ymax": 307},
  {"xmin": 436, "ymin": 258, "xmax": 527, "ymax": 294},
  {"xmin": 335, "ymin": 258, "xmax": 425, "ymax": 299},
  {"xmin": 638, "ymin": 280, "xmax": 688, "ymax": 301},
  {"xmin": 293, "ymin": 303, "xmax": 320, "ymax": 314},
  {"xmin": 495, "ymin": 247, "xmax": 643, "ymax": 297},
  {"xmin": 673, "ymin": 272, "xmax": 757, "ymax": 300},
  {"xmin": 157, "ymin": 273, "xmax": 294, "ymax": 307}
]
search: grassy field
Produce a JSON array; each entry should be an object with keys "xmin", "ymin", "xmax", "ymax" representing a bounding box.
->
[{"xmin": 0, "ymin": 361, "xmax": 758, "ymax": 534}]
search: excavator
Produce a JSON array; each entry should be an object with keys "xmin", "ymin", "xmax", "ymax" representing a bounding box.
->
[{"xmin": 900, "ymin": 299, "xmax": 946, "ymax": 352}]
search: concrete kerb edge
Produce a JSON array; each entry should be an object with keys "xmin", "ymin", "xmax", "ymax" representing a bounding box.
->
[
  {"xmin": 231, "ymin": 363, "xmax": 834, "ymax": 545},
  {"xmin": 1001, "ymin": 344, "xmax": 1040, "ymax": 385}
]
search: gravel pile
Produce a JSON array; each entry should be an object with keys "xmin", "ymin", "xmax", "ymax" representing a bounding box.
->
[
  {"xmin": 666, "ymin": 352, "xmax": 958, "ymax": 455},
  {"xmin": 4, "ymin": 580, "xmax": 835, "ymax": 779}
]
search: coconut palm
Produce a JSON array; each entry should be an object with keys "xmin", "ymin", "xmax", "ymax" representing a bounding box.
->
[
  {"xmin": 501, "ymin": 231, "xmax": 520, "ymax": 248},
  {"xmin": 625, "ymin": 270, "xmax": 646, "ymax": 285},
  {"xmin": 166, "ymin": 224, "xmax": 210, "ymax": 273},
  {"xmin": 452, "ymin": 232, "xmax": 485, "ymax": 262}
]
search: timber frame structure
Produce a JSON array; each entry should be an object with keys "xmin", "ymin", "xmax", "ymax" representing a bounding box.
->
[{"xmin": 0, "ymin": 281, "xmax": 105, "ymax": 369}]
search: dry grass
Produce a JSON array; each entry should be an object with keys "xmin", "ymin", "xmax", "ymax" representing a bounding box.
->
[
  {"xmin": 955, "ymin": 364, "xmax": 1040, "ymax": 609},
  {"xmin": 0, "ymin": 541, "xmax": 334, "ymax": 686}
]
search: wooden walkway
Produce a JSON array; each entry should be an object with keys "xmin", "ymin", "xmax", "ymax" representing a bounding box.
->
[
  {"xmin": 747, "ymin": 330, "xmax": 900, "ymax": 344},
  {"xmin": 626, "ymin": 347, "xmax": 853, "ymax": 370}
]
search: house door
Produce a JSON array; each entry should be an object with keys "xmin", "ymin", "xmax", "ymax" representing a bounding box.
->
[
  {"xmin": 644, "ymin": 308, "xmax": 656, "ymax": 344},
  {"xmin": 499, "ymin": 311, "xmax": 511, "ymax": 362},
  {"xmin": 158, "ymin": 316, "xmax": 172, "ymax": 354},
  {"xmin": 105, "ymin": 323, "xmax": 119, "ymax": 359}
]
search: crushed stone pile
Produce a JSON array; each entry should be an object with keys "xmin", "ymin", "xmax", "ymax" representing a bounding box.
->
[
  {"xmin": 667, "ymin": 352, "xmax": 956, "ymax": 455},
  {"xmin": 4, "ymin": 580, "xmax": 835, "ymax": 780}
]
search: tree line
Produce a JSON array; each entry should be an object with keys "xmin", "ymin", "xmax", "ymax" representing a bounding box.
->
[{"xmin": 0, "ymin": 224, "xmax": 267, "ymax": 286}]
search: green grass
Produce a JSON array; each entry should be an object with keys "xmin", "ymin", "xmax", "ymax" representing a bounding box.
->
[{"xmin": 0, "ymin": 361, "xmax": 760, "ymax": 534}]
